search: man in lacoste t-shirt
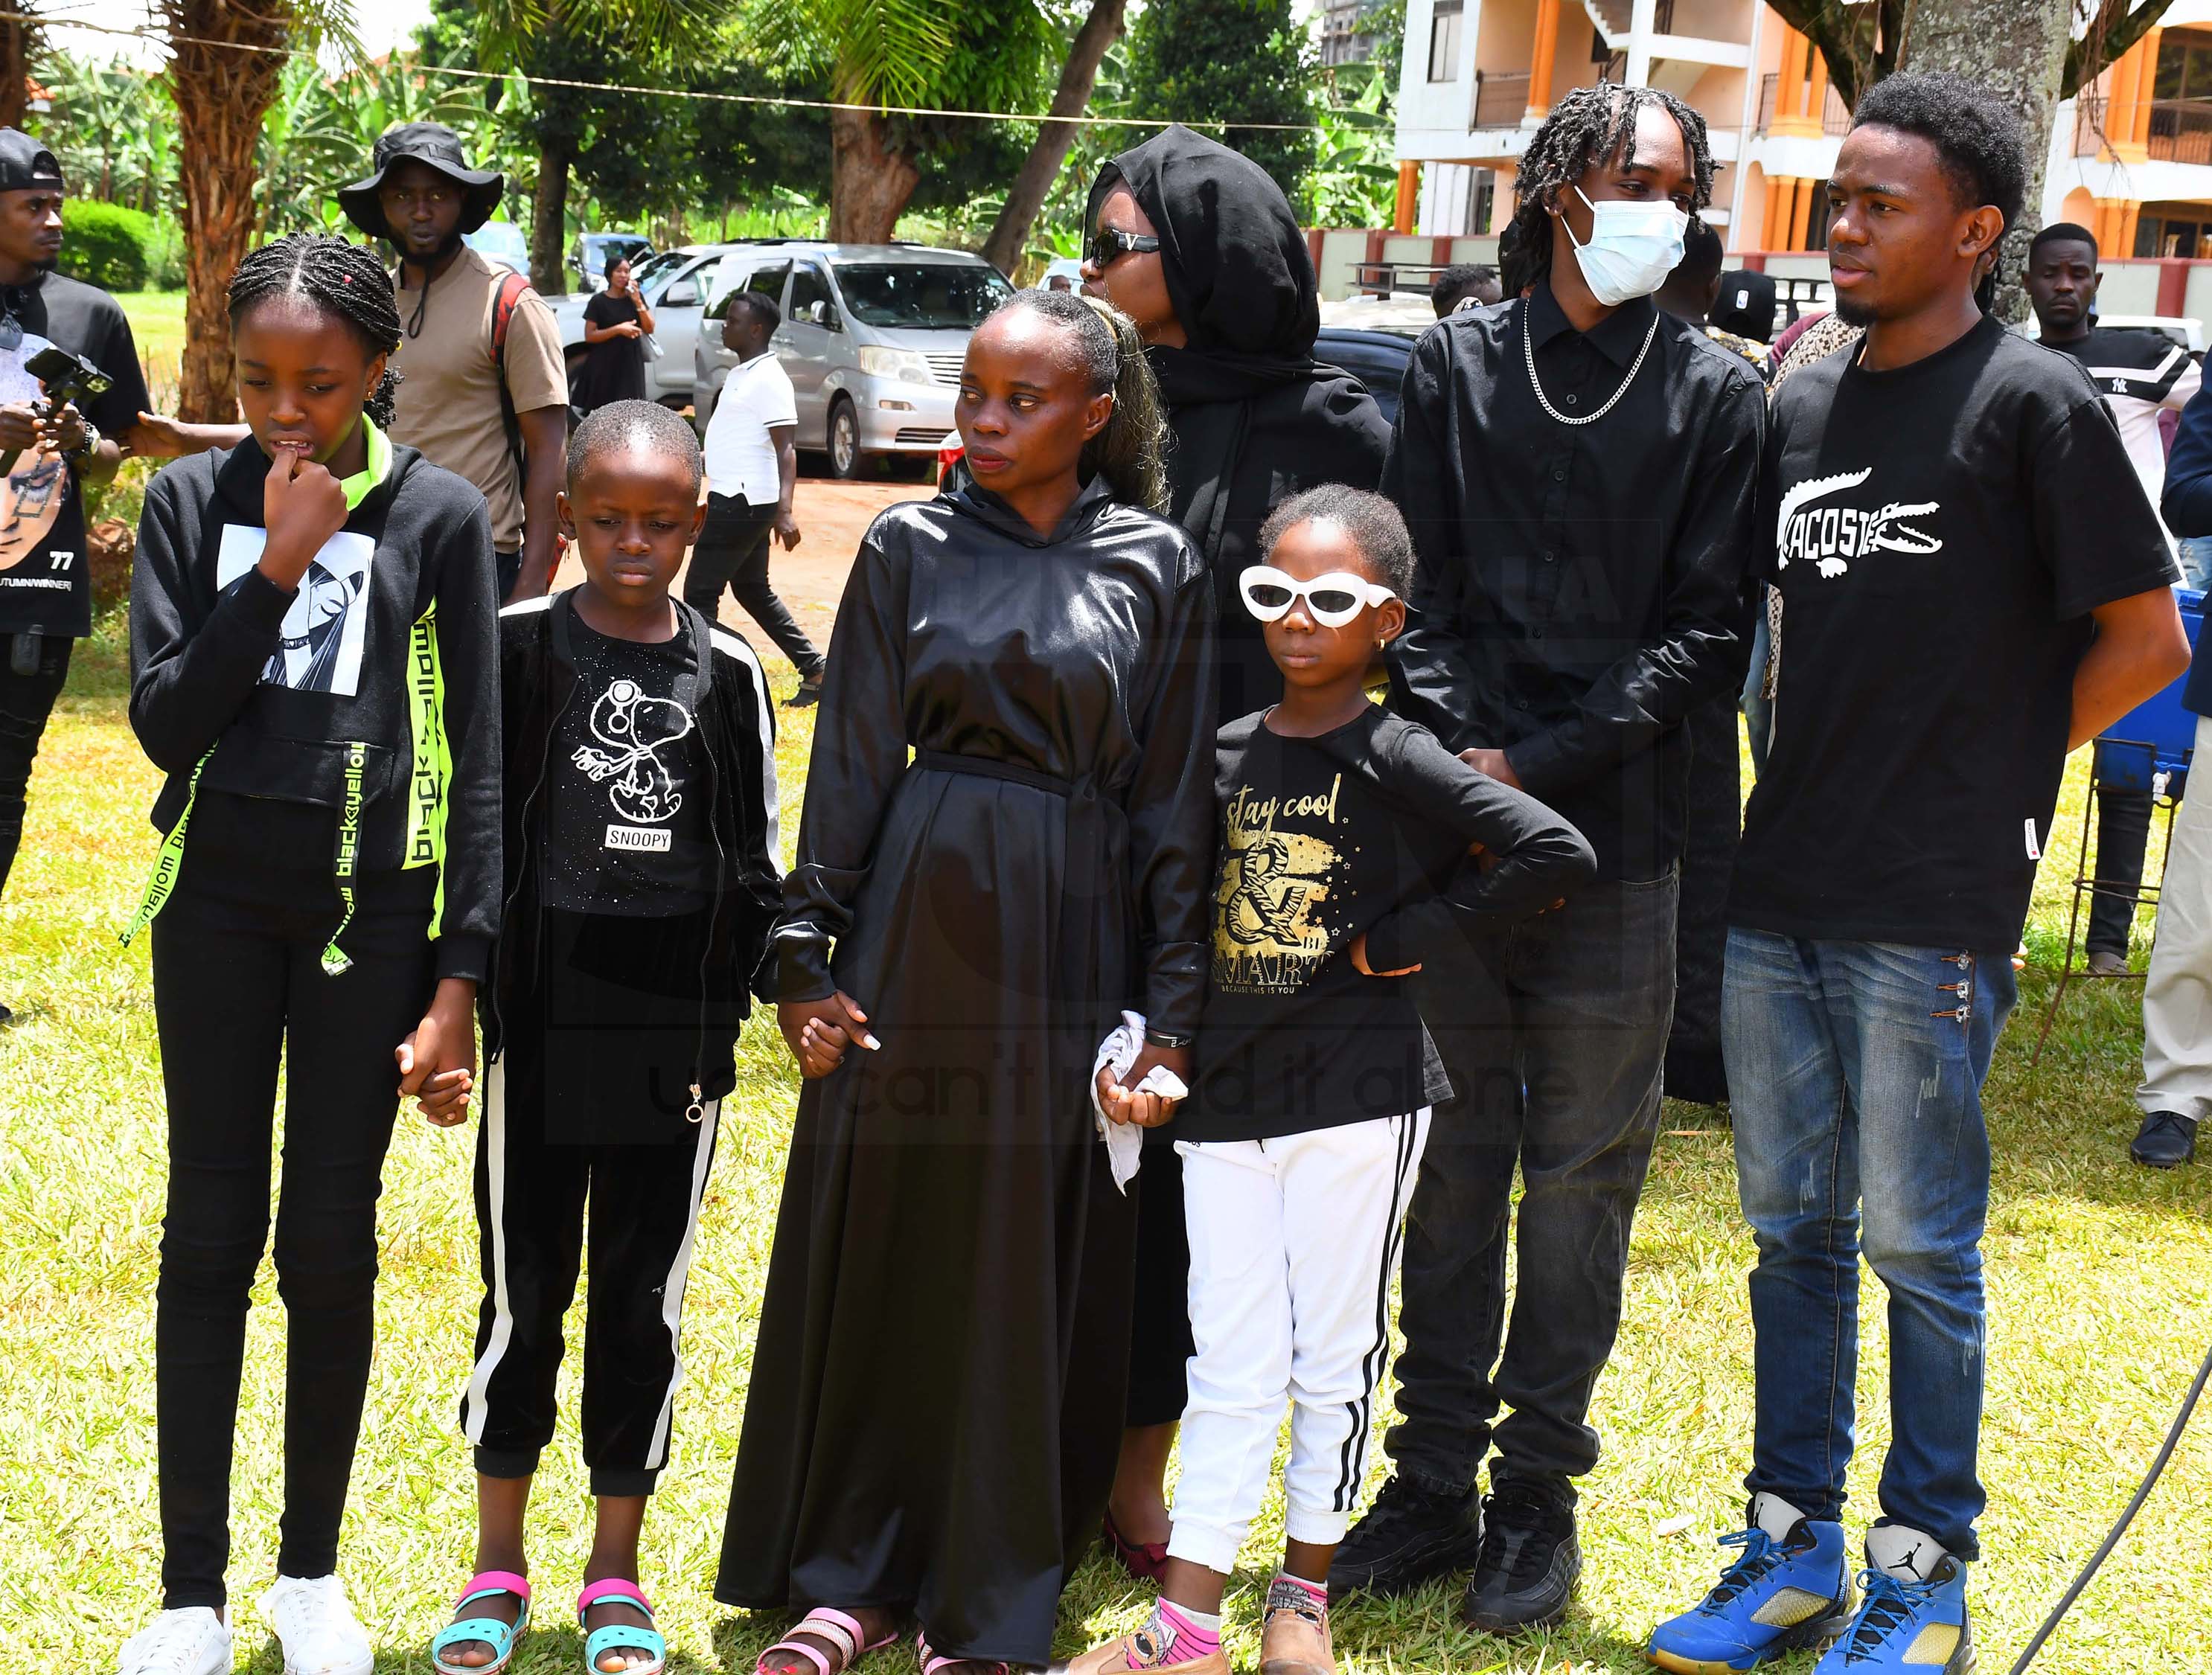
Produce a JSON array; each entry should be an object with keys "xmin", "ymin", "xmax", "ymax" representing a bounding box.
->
[{"xmin": 1646, "ymin": 74, "xmax": 2192, "ymax": 1675}]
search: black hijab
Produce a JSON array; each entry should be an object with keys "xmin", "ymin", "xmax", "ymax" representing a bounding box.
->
[{"xmin": 1089, "ymin": 126, "xmax": 1390, "ymax": 719}]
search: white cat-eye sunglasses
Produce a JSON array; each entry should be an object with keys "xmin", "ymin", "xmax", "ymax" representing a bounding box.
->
[{"xmin": 1238, "ymin": 565, "xmax": 1398, "ymax": 628}]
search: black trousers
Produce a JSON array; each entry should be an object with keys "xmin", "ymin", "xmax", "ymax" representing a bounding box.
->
[
  {"xmin": 683, "ymin": 492, "xmax": 824, "ymax": 681},
  {"xmin": 0, "ymin": 632, "xmax": 71, "ymax": 906},
  {"xmin": 1125, "ymin": 1130, "xmax": 1196, "ymax": 1426},
  {"xmin": 150, "ymin": 858, "xmax": 436, "ymax": 1609},
  {"xmin": 1665, "ymin": 696, "xmax": 1739, "ymax": 1104},
  {"xmin": 2089, "ymin": 787, "xmax": 2155, "ymax": 958},
  {"xmin": 1388, "ymin": 873, "xmax": 1678, "ymax": 1500},
  {"xmin": 459, "ymin": 1042, "xmax": 721, "ymax": 1496}
]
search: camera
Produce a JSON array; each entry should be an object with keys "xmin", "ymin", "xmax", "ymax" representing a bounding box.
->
[{"xmin": 0, "ymin": 343, "xmax": 113, "ymax": 480}]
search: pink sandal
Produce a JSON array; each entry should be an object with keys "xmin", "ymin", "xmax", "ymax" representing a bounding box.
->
[
  {"xmin": 756, "ymin": 1609, "xmax": 900, "ymax": 1675},
  {"xmin": 915, "ymin": 1630, "xmax": 1013, "ymax": 1675}
]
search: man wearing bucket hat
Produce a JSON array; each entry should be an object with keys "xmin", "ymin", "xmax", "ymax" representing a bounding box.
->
[
  {"xmin": 340, "ymin": 122, "xmax": 567, "ymax": 602},
  {"xmin": 0, "ymin": 128, "xmax": 157, "ymax": 1028}
]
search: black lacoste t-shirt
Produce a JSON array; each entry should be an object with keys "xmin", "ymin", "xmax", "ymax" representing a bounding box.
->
[
  {"xmin": 543, "ymin": 615, "xmax": 715, "ymax": 914},
  {"xmin": 1730, "ymin": 316, "xmax": 2179, "ymax": 952}
]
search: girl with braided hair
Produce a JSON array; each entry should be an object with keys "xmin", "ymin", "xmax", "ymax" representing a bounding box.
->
[
  {"xmin": 118, "ymin": 232, "xmax": 502, "ymax": 1675},
  {"xmin": 716, "ymin": 289, "xmax": 1215, "ymax": 1675}
]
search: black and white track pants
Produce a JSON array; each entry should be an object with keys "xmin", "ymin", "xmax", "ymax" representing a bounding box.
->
[
  {"xmin": 1163, "ymin": 1109, "xmax": 1431, "ymax": 1574},
  {"xmin": 458, "ymin": 1054, "xmax": 720, "ymax": 1496}
]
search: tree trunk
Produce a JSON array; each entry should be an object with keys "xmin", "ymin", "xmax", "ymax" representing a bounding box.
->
[
  {"xmin": 1899, "ymin": 0, "xmax": 2074, "ymax": 324},
  {"xmin": 982, "ymin": 0, "xmax": 1127, "ymax": 275},
  {"xmin": 828, "ymin": 106, "xmax": 921, "ymax": 244},
  {"xmin": 164, "ymin": 0, "xmax": 293, "ymax": 424},
  {"xmin": 0, "ymin": 13, "xmax": 28, "ymax": 133},
  {"xmin": 530, "ymin": 133, "xmax": 572, "ymax": 295}
]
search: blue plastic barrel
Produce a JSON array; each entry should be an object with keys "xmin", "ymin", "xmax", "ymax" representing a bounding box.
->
[{"xmin": 2096, "ymin": 586, "xmax": 2205, "ymax": 794}]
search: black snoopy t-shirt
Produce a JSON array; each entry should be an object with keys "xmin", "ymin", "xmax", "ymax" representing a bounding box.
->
[
  {"xmin": 1730, "ymin": 316, "xmax": 2179, "ymax": 955},
  {"xmin": 544, "ymin": 615, "xmax": 715, "ymax": 914}
]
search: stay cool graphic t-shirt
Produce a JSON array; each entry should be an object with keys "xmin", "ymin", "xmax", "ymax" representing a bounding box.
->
[
  {"xmin": 1730, "ymin": 316, "xmax": 2179, "ymax": 953},
  {"xmin": 544, "ymin": 615, "xmax": 715, "ymax": 915},
  {"xmin": 0, "ymin": 272, "xmax": 152, "ymax": 638},
  {"xmin": 1182, "ymin": 705, "xmax": 1590, "ymax": 1143}
]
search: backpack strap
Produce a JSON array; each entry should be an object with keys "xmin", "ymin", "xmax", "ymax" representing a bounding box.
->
[{"xmin": 488, "ymin": 268, "xmax": 534, "ymax": 493}]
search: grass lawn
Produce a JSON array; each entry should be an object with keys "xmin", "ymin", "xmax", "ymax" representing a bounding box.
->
[
  {"xmin": 4, "ymin": 613, "xmax": 2210, "ymax": 1673},
  {"xmin": 117, "ymin": 288, "xmax": 189, "ymax": 398}
]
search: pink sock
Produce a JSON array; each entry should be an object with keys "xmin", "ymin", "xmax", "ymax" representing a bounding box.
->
[{"xmin": 1150, "ymin": 1601, "xmax": 1221, "ymax": 1659}]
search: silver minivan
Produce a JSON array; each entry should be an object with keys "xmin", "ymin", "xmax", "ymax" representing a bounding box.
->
[{"xmin": 694, "ymin": 243, "xmax": 1015, "ymax": 476}]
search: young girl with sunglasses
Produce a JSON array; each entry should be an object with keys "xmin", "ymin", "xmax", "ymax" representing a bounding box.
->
[
  {"xmin": 715, "ymin": 289, "xmax": 1215, "ymax": 1675},
  {"xmin": 118, "ymin": 234, "xmax": 499, "ymax": 1675},
  {"xmin": 1067, "ymin": 486, "xmax": 1591, "ymax": 1675}
]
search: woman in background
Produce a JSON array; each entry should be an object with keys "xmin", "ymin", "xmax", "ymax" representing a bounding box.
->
[
  {"xmin": 575, "ymin": 257, "xmax": 653, "ymax": 414},
  {"xmin": 1081, "ymin": 124, "xmax": 1392, "ymax": 1570}
]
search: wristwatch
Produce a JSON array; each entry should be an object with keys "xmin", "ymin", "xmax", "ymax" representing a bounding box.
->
[
  {"xmin": 62, "ymin": 417, "xmax": 99, "ymax": 462},
  {"xmin": 1143, "ymin": 1026, "xmax": 1194, "ymax": 1051}
]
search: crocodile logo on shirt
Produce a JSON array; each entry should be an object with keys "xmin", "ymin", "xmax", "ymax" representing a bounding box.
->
[{"xmin": 1776, "ymin": 467, "xmax": 1943, "ymax": 578}]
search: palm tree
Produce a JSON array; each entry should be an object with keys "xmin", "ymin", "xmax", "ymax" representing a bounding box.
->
[{"xmin": 159, "ymin": 0, "xmax": 359, "ymax": 421}]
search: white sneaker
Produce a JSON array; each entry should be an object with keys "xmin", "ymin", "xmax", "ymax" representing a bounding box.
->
[
  {"xmin": 118, "ymin": 1607, "xmax": 232, "ymax": 1675},
  {"xmin": 259, "ymin": 1575, "xmax": 374, "ymax": 1675}
]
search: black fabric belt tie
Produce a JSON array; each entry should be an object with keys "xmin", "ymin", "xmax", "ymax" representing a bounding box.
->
[{"xmin": 913, "ymin": 749, "xmax": 1124, "ymax": 1034}]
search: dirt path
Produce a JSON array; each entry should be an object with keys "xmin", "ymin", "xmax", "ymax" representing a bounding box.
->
[{"xmin": 549, "ymin": 476, "xmax": 931, "ymax": 691}]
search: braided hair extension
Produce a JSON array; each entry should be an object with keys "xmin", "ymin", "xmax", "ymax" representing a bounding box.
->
[
  {"xmin": 1506, "ymin": 83, "xmax": 1715, "ymax": 295},
  {"xmin": 227, "ymin": 234, "xmax": 403, "ymax": 428},
  {"xmin": 995, "ymin": 286, "xmax": 1169, "ymax": 513}
]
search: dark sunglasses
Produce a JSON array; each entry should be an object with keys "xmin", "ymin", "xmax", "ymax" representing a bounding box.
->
[{"xmin": 1087, "ymin": 226, "xmax": 1162, "ymax": 269}]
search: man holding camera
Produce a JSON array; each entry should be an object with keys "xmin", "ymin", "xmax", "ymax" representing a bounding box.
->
[{"xmin": 0, "ymin": 130, "xmax": 151, "ymax": 1025}]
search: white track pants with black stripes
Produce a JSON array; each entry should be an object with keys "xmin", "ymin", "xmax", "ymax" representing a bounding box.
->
[{"xmin": 1166, "ymin": 1109, "xmax": 1431, "ymax": 1574}]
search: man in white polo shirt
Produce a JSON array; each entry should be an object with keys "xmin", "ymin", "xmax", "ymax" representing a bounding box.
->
[{"xmin": 689, "ymin": 289, "xmax": 822, "ymax": 706}]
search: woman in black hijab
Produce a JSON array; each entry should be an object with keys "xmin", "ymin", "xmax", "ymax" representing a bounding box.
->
[{"xmin": 1081, "ymin": 123, "xmax": 1391, "ymax": 1577}]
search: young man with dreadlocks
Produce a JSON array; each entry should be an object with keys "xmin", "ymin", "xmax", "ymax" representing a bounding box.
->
[
  {"xmin": 1644, "ymin": 75, "xmax": 2188, "ymax": 1675},
  {"xmin": 118, "ymin": 233, "xmax": 501, "ymax": 1675},
  {"xmin": 1342, "ymin": 83, "xmax": 1765, "ymax": 1632}
]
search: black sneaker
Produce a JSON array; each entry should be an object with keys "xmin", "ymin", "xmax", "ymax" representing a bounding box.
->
[
  {"xmin": 1463, "ymin": 1479, "xmax": 1581, "ymax": 1633},
  {"xmin": 2132, "ymin": 1110, "xmax": 2197, "ymax": 1168},
  {"xmin": 1326, "ymin": 1473, "xmax": 1483, "ymax": 1597},
  {"xmin": 784, "ymin": 674, "xmax": 825, "ymax": 709}
]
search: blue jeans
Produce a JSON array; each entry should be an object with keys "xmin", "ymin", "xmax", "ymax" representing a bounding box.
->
[
  {"xmin": 1741, "ymin": 605, "xmax": 1773, "ymax": 778},
  {"xmin": 2176, "ymin": 535, "xmax": 2212, "ymax": 592},
  {"xmin": 1724, "ymin": 929, "xmax": 2016, "ymax": 1560}
]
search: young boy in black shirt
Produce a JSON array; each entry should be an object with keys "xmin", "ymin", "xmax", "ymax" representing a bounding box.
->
[
  {"xmin": 1073, "ymin": 487, "xmax": 1591, "ymax": 1675},
  {"xmin": 429, "ymin": 401, "xmax": 781, "ymax": 1675}
]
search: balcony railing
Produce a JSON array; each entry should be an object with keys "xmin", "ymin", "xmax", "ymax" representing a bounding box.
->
[
  {"xmin": 2150, "ymin": 97, "xmax": 2212, "ymax": 164},
  {"xmin": 1473, "ymin": 69, "xmax": 1530, "ymax": 129},
  {"xmin": 1756, "ymin": 72, "xmax": 1850, "ymax": 135}
]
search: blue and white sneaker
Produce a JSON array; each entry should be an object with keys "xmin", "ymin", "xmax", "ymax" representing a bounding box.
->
[
  {"xmin": 1815, "ymin": 1525, "xmax": 1973, "ymax": 1673},
  {"xmin": 1646, "ymin": 1494, "xmax": 1855, "ymax": 1673}
]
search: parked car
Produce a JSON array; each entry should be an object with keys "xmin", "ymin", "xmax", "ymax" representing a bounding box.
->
[
  {"xmin": 693, "ymin": 241, "xmax": 1017, "ymax": 477},
  {"xmin": 549, "ymin": 243, "xmax": 732, "ymax": 408},
  {"xmin": 461, "ymin": 220, "xmax": 529, "ymax": 269},
  {"xmin": 570, "ymin": 231, "xmax": 654, "ymax": 292}
]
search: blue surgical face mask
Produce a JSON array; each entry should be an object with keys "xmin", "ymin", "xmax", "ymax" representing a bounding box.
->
[{"xmin": 1562, "ymin": 185, "xmax": 1690, "ymax": 307}]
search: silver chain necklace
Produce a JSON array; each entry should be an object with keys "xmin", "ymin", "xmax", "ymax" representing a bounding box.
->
[{"xmin": 1521, "ymin": 298, "xmax": 1659, "ymax": 426}]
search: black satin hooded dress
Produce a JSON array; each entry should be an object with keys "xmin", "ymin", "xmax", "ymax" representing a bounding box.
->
[{"xmin": 715, "ymin": 475, "xmax": 1217, "ymax": 1665}]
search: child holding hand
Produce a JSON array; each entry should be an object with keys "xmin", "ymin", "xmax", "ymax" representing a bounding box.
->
[{"xmin": 1071, "ymin": 486, "xmax": 1594, "ymax": 1675}]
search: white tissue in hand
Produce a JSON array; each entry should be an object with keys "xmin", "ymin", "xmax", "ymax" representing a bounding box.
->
[{"xmin": 1089, "ymin": 1008, "xmax": 1184, "ymax": 1193}]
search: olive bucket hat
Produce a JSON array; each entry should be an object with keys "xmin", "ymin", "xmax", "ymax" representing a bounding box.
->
[{"xmin": 338, "ymin": 122, "xmax": 503, "ymax": 240}]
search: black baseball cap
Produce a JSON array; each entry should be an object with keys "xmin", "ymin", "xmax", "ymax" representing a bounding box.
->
[
  {"xmin": 0, "ymin": 129, "xmax": 63, "ymax": 194},
  {"xmin": 339, "ymin": 122, "xmax": 502, "ymax": 240}
]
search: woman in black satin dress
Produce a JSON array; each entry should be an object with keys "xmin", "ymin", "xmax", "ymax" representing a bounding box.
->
[{"xmin": 717, "ymin": 291, "xmax": 1216, "ymax": 1674}]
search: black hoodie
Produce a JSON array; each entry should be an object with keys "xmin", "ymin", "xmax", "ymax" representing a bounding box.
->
[{"xmin": 129, "ymin": 435, "xmax": 502, "ymax": 982}]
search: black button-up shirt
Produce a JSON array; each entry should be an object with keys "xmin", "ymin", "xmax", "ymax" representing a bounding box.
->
[{"xmin": 1384, "ymin": 279, "xmax": 1765, "ymax": 880}]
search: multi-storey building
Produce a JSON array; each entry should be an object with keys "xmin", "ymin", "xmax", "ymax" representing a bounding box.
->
[{"xmin": 1390, "ymin": 0, "xmax": 2212, "ymax": 277}]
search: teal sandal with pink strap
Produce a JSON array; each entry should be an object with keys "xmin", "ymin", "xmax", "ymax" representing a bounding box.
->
[
  {"xmin": 757, "ymin": 1608, "xmax": 901, "ymax": 1675},
  {"xmin": 431, "ymin": 1571, "xmax": 532, "ymax": 1675},
  {"xmin": 578, "ymin": 1578, "xmax": 666, "ymax": 1675}
]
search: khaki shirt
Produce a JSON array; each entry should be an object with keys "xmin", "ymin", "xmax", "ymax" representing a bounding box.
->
[{"xmin": 390, "ymin": 245, "xmax": 566, "ymax": 551}]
